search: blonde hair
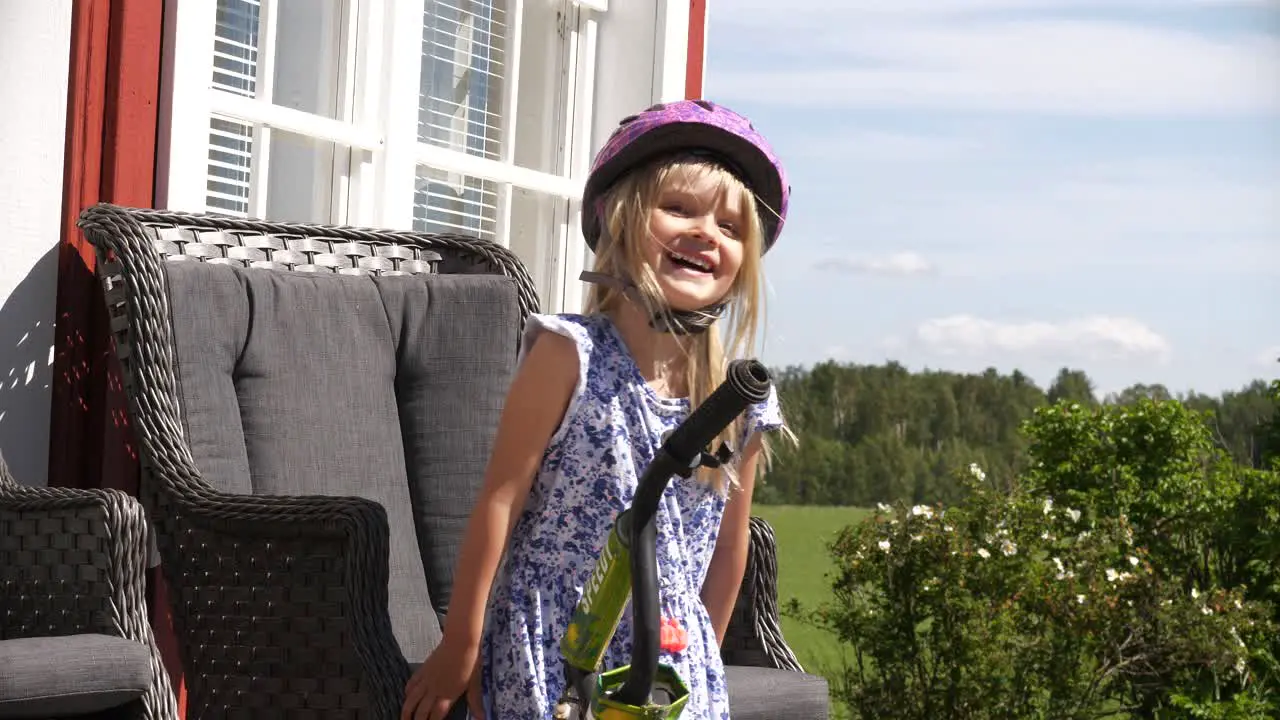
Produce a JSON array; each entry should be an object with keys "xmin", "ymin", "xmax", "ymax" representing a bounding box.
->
[{"xmin": 584, "ymin": 155, "xmax": 777, "ymax": 493}]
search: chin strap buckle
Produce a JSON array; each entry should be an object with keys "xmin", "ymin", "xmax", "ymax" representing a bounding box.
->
[{"xmin": 577, "ymin": 271, "xmax": 725, "ymax": 336}]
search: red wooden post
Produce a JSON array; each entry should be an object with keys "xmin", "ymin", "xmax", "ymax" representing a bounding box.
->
[
  {"xmin": 51, "ymin": 0, "xmax": 186, "ymax": 714},
  {"xmin": 686, "ymin": 0, "xmax": 708, "ymax": 100}
]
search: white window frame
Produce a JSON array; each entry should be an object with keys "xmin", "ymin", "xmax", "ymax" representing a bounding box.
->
[{"xmin": 155, "ymin": 0, "xmax": 692, "ymax": 314}]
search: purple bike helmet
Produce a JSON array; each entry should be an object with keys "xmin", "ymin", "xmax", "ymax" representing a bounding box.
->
[{"xmin": 582, "ymin": 99, "xmax": 790, "ymax": 255}]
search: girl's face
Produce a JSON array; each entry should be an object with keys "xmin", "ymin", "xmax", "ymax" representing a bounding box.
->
[{"xmin": 643, "ymin": 169, "xmax": 748, "ymax": 313}]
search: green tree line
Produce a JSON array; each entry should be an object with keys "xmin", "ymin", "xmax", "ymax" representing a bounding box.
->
[{"xmin": 761, "ymin": 362, "xmax": 1279, "ymax": 507}]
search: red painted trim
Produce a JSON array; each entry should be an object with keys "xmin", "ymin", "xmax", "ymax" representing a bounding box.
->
[
  {"xmin": 103, "ymin": 0, "xmax": 163, "ymax": 205},
  {"xmin": 51, "ymin": 0, "xmax": 184, "ymax": 715},
  {"xmin": 685, "ymin": 0, "xmax": 708, "ymax": 99},
  {"xmin": 50, "ymin": 0, "xmax": 111, "ymax": 496},
  {"xmin": 57, "ymin": 0, "xmax": 111, "ymax": 275}
]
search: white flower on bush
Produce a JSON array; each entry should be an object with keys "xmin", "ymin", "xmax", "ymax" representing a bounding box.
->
[
  {"xmin": 1000, "ymin": 539, "xmax": 1017, "ymax": 557},
  {"xmin": 968, "ymin": 463, "xmax": 986, "ymax": 481},
  {"xmin": 878, "ymin": 539, "xmax": 891, "ymax": 552},
  {"xmin": 877, "ymin": 502, "xmax": 891, "ymax": 512},
  {"xmin": 1105, "ymin": 568, "xmax": 1133, "ymax": 583},
  {"xmin": 977, "ymin": 547, "xmax": 991, "ymax": 559},
  {"xmin": 1042, "ymin": 498, "xmax": 1054, "ymax": 515},
  {"xmin": 910, "ymin": 504, "xmax": 933, "ymax": 519},
  {"xmin": 1127, "ymin": 556, "xmax": 1139, "ymax": 568},
  {"xmin": 1065, "ymin": 508, "xmax": 1081, "ymax": 523},
  {"xmin": 1230, "ymin": 626, "xmax": 1245, "ymax": 648}
]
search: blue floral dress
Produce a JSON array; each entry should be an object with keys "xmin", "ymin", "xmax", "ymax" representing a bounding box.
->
[{"xmin": 476, "ymin": 312, "xmax": 784, "ymax": 720}]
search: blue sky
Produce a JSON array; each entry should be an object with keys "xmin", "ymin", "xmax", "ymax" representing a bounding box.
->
[{"xmin": 704, "ymin": 0, "xmax": 1279, "ymax": 397}]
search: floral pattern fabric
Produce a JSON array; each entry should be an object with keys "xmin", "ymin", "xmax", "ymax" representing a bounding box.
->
[{"xmin": 477, "ymin": 313, "xmax": 784, "ymax": 720}]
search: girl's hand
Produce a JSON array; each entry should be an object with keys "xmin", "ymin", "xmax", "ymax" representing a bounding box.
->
[{"xmin": 402, "ymin": 636, "xmax": 482, "ymax": 720}]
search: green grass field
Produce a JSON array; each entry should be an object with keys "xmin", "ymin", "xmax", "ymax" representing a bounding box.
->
[{"xmin": 753, "ymin": 505, "xmax": 873, "ymax": 718}]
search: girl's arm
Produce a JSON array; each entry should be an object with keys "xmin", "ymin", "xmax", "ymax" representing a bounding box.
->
[
  {"xmin": 436, "ymin": 330, "xmax": 579, "ymax": 651},
  {"xmin": 700, "ymin": 432, "xmax": 765, "ymax": 644}
]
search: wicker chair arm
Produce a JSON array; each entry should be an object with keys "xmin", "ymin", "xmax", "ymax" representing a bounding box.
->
[
  {"xmin": 156, "ymin": 488, "xmax": 412, "ymax": 718},
  {"xmin": 0, "ymin": 459, "xmax": 178, "ymax": 720},
  {"xmin": 721, "ymin": 515, "xmax": 806, "ymax": 672},
  {"xmin": 0, "ymin": 482, "xmax": 148, "ymax": 640}
]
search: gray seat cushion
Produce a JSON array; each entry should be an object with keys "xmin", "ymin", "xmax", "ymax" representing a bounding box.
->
[
  {"xmin": 164, "ymin": 263, "xmax": 519, "ymax": 663},
  {"xmin": 0, "ymin": 634, "xmax": 152, "ymax": 717},
  {"xmin": 726, "ymin": 665, "xmax": 829, "ymax": 719}
]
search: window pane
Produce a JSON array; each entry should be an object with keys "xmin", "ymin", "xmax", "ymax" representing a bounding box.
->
[
  {"xmin": 413, "ymin": 166, "xmax": 499, "ymax": 240},
  {"xmin": 204, "ymin": 116, "xmax": 338, "ymax": 223},
  {"xmin": 416, "ymin": 1, "xmax": 516, "ymax": 244},
  {"xmin": 207, "ymin": 0, "xmax": 347, "ymax": 222},
  {"xmin": 213, "ymin": 0, "xmax": 346, "ymax": 119},
  {"xmin": 418, "ymin": 0, "xmax": 507, "ymax": 159},
  {"xmin": 207, "ymin": 117, "xmax": 253, "ymax": 215},
  {"xmin": 266, "ymin": 131, "xmax": 337, "ymax": 223},
  {"xmin": 212, "ymin": 0, "xmax": 259, "ymax": 97}
]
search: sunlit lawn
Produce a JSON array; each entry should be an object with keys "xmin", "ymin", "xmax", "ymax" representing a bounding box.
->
[{"xmin": 753, "ymin": 505, "xmax": 874, "ymax": 719}]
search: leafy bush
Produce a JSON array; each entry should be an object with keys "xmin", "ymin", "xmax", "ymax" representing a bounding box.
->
[{"xmin": 794, "ymin": 399, "xmax": 1279, "ymax": 719}]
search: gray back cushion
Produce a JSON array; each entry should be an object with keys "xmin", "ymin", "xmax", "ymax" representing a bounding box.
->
[{"xmin": 163, "ymin": 262, "xmax": 518, "ymax": 662}]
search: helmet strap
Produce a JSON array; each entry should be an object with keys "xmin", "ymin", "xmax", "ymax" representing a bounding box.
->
[{"xmin": 578, "ymin": 271, "xmax": 726, "ymax": 336}]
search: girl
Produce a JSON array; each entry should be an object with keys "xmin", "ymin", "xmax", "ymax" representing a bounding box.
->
[{"xmin": 402, "ymin": 99, "xmax": 792, "ymax": 720}]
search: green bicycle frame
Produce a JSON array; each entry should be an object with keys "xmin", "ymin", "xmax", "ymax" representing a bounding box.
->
[{"xmin": 552, "ymin": 359, "xmax": 774, "ymax": 720}]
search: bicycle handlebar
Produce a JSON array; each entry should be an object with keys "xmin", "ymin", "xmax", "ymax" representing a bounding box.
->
[
  {"xmin": 555, "ymin": 359, "xmax": 774, "ymax": 719},
  {"xmin": 613, "ymin": 359, "xmax": 773, "ymax": 707}
]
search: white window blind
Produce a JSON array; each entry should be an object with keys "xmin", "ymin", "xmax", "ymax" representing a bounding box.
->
[
  {"xmin": 207, "ymin": 0, "xmax": 258, "ymax": 216},
  {"xmin": 414, "ymin": 0, "xmax": 507, "ymax": 240},
  {"xmin": 164, "ymin": 0, "xmax": 613, "ymax": 311}
]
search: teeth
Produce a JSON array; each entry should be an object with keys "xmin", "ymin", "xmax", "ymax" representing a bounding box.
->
[{"xmin": 668, "ymin": 251, "xmax": 712, "ymax": 271}]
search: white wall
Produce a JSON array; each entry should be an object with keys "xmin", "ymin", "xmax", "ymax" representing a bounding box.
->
[
  {"xmin": 591, "ymin": 0, "xmax": 688, "ymax": 152},
  {"xmin": 0, "ymin": 1, "xmax": 73, "ymax": 486}
]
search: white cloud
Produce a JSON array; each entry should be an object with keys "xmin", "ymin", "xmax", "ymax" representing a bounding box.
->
[
  {"xmin": 1255, "ymin": 346, "xmax": 1280, "ymax": 368},
  {"xmin": 818, "ymin": 251, "xmax": 935, "ymax": 276},
  {"xmin": 913, "ymin": 314, "xmax": 1172, "ymax": 362},
  {"xmin": 709, "ymin": 14, "xmax": 1280, "ymax": 116}
]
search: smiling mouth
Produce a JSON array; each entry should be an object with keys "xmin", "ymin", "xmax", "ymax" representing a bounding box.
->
[{"xmin": 666, "ymin": 250, "xmax": 714, "ymax": 273}]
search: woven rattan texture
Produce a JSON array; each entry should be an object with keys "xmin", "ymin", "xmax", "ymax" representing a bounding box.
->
[
  {"xmin": 0, "ymin": 506, "xmax": 113, "ymax": 639},
  {"xmin": 80, "ymin": 203, "xmax": 482, "ymax": 717},
  {"xmin": 720, "ymin": 516, "xmax": 806, "ymax": 672},
  {"xmin": 76, "ymin": 202, "xmax": 807, "ymax": 716},
  {"xmin": 0, "ymin": 453, "xmax": 179, "ymax": 720},
  {"xmin": 84, "ymin": 203, "xmax": 538, "ymax": 325},
  {"xmin": 173, "ymin": 521, "xmax": 373, "ymax": 716}
]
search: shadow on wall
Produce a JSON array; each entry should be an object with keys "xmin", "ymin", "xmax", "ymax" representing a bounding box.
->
[{"xmin": 0, "ymin": 244, "xmax": 57, "ymax": 486}]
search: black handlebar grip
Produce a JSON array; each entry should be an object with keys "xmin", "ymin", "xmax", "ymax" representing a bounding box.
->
[{"xmin": 661, "ymin": 359, "xmax": 772, "ymax": 465}]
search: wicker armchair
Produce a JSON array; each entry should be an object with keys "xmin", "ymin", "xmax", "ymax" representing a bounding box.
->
[
  {"xmin": 0, "ymin": 451, "xmax": 178, "ymax": 719},
  {"xmin": 77, "ymin": 202, "xmax": 826, "ymax": 719}
]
